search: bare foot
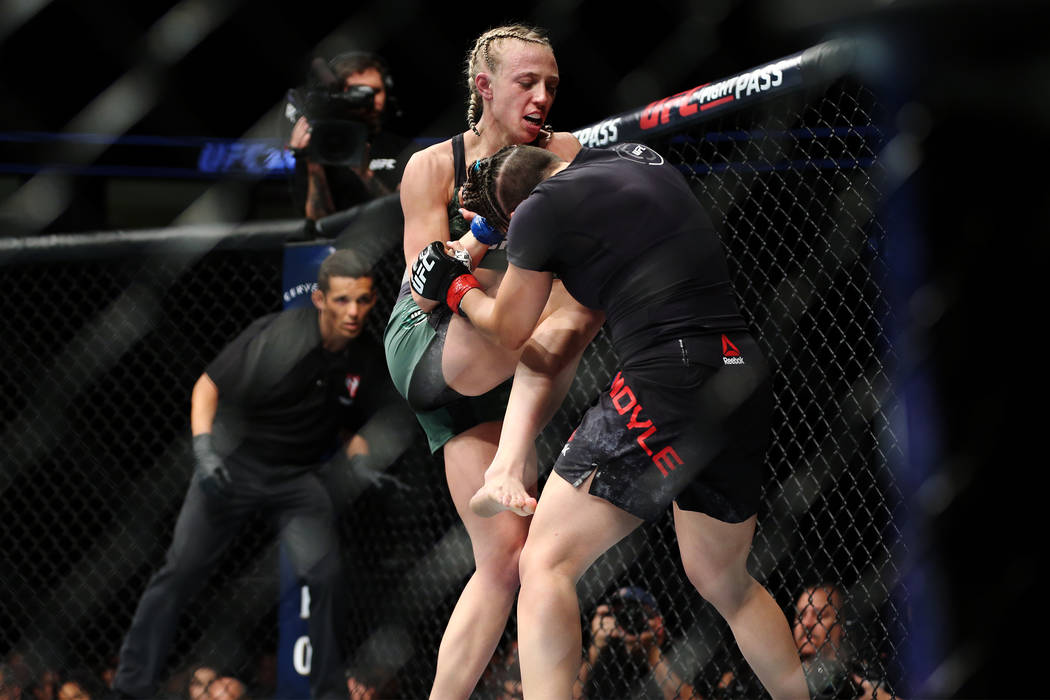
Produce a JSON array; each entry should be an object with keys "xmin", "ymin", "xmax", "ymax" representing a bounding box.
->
[{"xmin": 469, "ymin": 477, "xmax": 537, "ymax": 518}]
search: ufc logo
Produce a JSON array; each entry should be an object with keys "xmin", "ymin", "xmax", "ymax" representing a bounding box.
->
[{"xmin": 411, "ymin": 249, "xmax": 435, "ymax": 294}]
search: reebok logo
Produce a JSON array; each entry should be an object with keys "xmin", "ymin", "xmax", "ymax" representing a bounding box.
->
[{"xmin": 722, "ymin": 335, "xmax": 745, "ymax": 365}]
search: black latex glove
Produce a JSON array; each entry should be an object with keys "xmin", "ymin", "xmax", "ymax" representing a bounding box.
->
[
  {"xmin": 193, "ymin": 433, "xmax": 233, "ymax": 499},
  {"xmin": 319, "ymin": 450, "xmax": 408, "ymax": 505}
]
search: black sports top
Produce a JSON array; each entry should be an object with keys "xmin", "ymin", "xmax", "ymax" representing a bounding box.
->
[
  {"xmin": 507, "ymin": 143, "xmax": 748, "ymax": 359},
  {"xmin": 207, "ymin": 306, "xmax": 395, "ymax": 466}
]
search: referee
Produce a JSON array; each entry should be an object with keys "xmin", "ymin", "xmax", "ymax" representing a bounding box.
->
[{"xmin": 112, "ymin": 249, "xmax": 410, "ymax": 700}]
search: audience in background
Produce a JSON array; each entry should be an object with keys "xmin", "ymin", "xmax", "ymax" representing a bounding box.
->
[
  {"xmin": 95, "ymin": 659, "xmax": 117, "ymax": 697},
  {"xmin": 55, "ymin": 669, "xmax": 102, "ymax": 700},
  {"xmin": 201, "ymin": 676, "xmax": 247, "ymax": 700},
  {"xmin": 574, "ymin": 587, "xmax": 697, "ymax": 700},
  {"xmin": 5, "ymin": 575, "xmax": 910, "ymax": 700},
  {"xmin": 28, "ymin": 666, "xmax": 58, "ymax": 700},
  {"xmin": 477, "ymin": 632, "xmax": 523, "ymax": 700},
  {"xmin": 184, "ymin": 663, "xmax": 219, "ymax": 700},
  {"xmin": 1, "ymin": 663, "xmax": 25, "ymax": 700},
  {"xmin": 712, "ymin": 582, "xmax": 902, "ymax": 700}
]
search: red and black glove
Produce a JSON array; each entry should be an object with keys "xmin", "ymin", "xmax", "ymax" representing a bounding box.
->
[{"xmin": 410, "ymin": 242, "xmax": 481, "ymax": 317}]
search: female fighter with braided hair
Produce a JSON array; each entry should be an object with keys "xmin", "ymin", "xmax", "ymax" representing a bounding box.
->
[
  {"xmin": 411, "ymin": 142, "xmax": 810, "ymax": 699},
  {"xmin": 382, "ymin": 24, "xmax": 600, "ymax": 699}
]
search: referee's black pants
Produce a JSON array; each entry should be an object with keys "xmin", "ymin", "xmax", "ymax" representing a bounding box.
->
[{"xmin": 113, "ymin": 457, "xmax": 348, "ymax": 700}]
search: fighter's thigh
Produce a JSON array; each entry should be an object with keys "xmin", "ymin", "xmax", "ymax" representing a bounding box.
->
[
  {"xmin": 442, "ymin": 313, "xmax": 523, "ymax": 395},
  {"xmin": 673, "ymin": 505, "xmax": 756, "ymax": 588},
  {"xmin": 520, "ymin": 471, "xmax": 643, "ymax": 581},
  {"xmin": 442, "ymin": 420, "xmax": 504, "ymax": 510}
]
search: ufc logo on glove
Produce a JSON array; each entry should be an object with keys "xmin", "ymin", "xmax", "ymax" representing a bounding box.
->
[{"xmin": 411, "ymin": 248, "xmax": 437, "ymax": 294}]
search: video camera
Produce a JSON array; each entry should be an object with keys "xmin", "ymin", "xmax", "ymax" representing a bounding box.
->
[
  {"xmin": 283, "ymin": 57, "xmax": 381, "ymax": 166},
  {"xmin": 609, "ymin": 596, "xmax": 652, "ymax": 636}
]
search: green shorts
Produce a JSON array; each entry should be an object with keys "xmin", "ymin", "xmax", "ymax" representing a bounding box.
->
[{"xmin": 383, "ymin": 285, "xmax": 512, "ymax": 453}]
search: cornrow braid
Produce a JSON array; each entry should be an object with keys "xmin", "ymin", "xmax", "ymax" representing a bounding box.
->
[
  {"xmin": 461, "ymin": 144, "xmax": 561, "ymax": 232},
  {"xmin": 463, "ymin": 24, "xmax": 553, "ymax": 133},
  {"xmin": 461, "ymin": 149, "xmax": 514, "ymax": 230}
]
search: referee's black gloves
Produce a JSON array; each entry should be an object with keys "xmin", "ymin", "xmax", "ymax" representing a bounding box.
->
[
  {"xmin": 319, "ymin": 450, "xmax": 407, "ymax": 504},
  {"xmin": 193, "ymin": 433, "xmax": 233, "ymax": 499}
]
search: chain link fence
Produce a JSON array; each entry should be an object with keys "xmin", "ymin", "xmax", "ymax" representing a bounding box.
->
[{"xmin": 0, "ymin": 62, "xmax": 906, "ymax": 700}]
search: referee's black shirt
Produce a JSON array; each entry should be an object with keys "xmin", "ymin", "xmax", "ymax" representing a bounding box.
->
[{"xmin": 207, "ymin": 306, "xmax": 394, "ymax": 467}]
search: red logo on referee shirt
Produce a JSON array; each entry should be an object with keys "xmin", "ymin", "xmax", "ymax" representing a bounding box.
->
[{"xmin": 345, "ymin": 374, "xmax": 361, "ymax": 398}]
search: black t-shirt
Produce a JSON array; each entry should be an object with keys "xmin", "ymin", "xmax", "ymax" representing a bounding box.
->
[
  {"xmin": 206, "ymin": 306, "xmax": 395, "ymax": 466},
  {"xmin": 365, "ymin": 129, "xmax": 419, "ymax": 194},
  {"xmin": 507, "ymin": 143, "xmax": 747, "ymax": 360},
  {"xmin": 293, "ymin": 129, "xmax": 420, "ymax": 214}
]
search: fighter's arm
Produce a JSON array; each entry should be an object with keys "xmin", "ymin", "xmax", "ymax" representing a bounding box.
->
[
  {"xmin": 400, "ymin": 145, "xmax": 491, "ymax": 311},
  {"xmin": 458, "ymin": 263, "xmax": 553, "ymax": 350},
  {"xmin": 400, "ymin": 146, "xmax": 454, "ymax": 268},
  {"xmin": 190, "ymin": 373, "xmax": 219, "ymax": 436}
]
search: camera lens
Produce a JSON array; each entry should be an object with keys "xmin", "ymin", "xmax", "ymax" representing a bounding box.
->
[{"xmin": 611, "ymin": 599, "xmax": 650, "ymax": 635}]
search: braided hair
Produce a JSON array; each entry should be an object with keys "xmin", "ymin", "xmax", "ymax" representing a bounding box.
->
[
  {"xmin": 460, "ymin": 145, "xmax": 561, "ymax": 231},
  {"xmin": 464, "ymin": 24, "xmax": 554, "ymax": 136}
]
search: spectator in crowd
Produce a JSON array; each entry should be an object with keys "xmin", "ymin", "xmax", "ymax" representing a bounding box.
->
[
  {"xmin": 286, "ymin": 51, "xmax": 418, "ymax": 221},
  {"xmin": 184, "ymin": 663, "xmax": 218, "ymax": 700},
  {"xmin": 383, "ymin": 23, "xmax": 600, "ymax": 698},
  {"xmin": 56, "ymin": 669, "xmax": 102, "ymax": 700},
  {"xmin": 97, "ymin": 658, "xmax": 118, "ymax": 695},
  {"xmin": 111, "ymin": 250, "xmax": 411, "ymax": 700},
  {"xmin": 713, "ymin": 582, "xmax": 902, "ymax": 700},
  {"xmin": 202, "ymin": 677, "xmax": 247, "ymax": 700},
  {"xmin": 345, "ymin": 676, "xmax": 375, "ymax": 700},
  {"xmin": 1, "ymin": 664, "xmax": 25, "ymax": 700},
  {"xmin": 344, "ymin": 663, "xmax": 402, "ymax": 700},
  {"xmin": 345, "ymin": 668, "xmax": 404, "ymax": 700},
  {"xmin": 574, "ymin": 587, "xmax": 698, "ymax": 700},
  {"xmin": 477, "ymin": 630, "xmax": 522, "ymax": 700},
  {"xmin": 28, "ymin": 667, "xmax": 58, "ymax": 700},
  {"xmin": 478, "ymin": 590, "xmax": 697, "ymax": 700},
  {"xmin": 791, "ymin": 583, "xmax": 900, "ymax": 700}
]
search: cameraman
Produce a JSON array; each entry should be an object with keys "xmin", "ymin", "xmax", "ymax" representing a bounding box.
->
[
  {"xmin": 286, "ymin": 51, "xmax": 417, "ymax": 221},
  {"xmin": 574, "ymin": 587, "xmax": 699, "ymax": 700}
]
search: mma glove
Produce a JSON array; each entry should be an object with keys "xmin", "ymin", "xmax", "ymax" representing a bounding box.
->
[
  {"xmin": 410, "ymin": 242, "xmax": 481, "ymax": 318},
  {"xmin": 193, "ymin": 433, "xmax": 233, "ymax": 500}
]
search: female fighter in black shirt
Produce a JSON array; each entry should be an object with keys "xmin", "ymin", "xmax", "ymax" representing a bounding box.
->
[{"xmin": 411, "ymin": 142, "xmax": 810, "ymax": 700}]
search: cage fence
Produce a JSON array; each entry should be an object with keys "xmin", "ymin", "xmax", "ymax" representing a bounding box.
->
[{"xmin": 0, "ymin": 47, "xmax": 907, "ymax": 700}]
